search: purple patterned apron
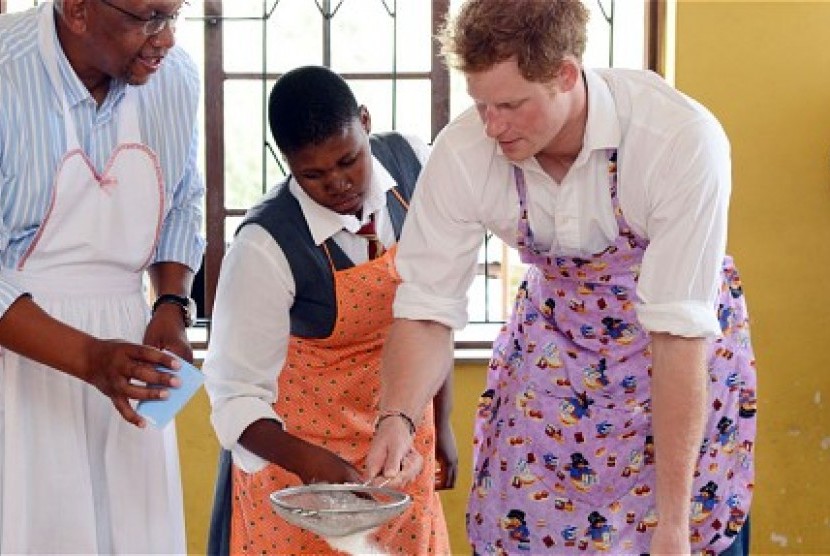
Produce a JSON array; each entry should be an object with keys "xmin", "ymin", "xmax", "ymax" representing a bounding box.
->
[{"xmin": 468, "ymin": 151, "xmax": 756, "ymax": 555}]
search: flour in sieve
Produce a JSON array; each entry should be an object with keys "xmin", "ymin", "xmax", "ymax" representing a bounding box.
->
[{"xmin": 324, "ymin": 529, "xmax": 386, "ymax": 556}]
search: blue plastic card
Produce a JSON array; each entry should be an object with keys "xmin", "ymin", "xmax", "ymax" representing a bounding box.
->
[{"xmin": 137, "ymin": 352, "xmax": 205, "ymax": 429}]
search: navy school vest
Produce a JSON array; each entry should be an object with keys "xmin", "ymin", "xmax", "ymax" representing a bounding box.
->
[{"xmin": 238, "ymin": 131, "xmax": 422, "ymax": 338}]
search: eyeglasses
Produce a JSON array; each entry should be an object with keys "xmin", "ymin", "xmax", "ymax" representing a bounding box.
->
[{"xmin": 99, "ymin": 0, "xmax": 183, "ymax": 36}]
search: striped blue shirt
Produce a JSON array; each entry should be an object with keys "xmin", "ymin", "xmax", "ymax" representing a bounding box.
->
[{"xmin": 0, "ymin": 4, "xmax": 205, "ymax": 314}]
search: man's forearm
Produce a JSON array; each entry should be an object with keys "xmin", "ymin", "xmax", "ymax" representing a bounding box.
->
[
  {"xmin": 650, "ymin": 332, "xmax": 708, "ymax": 526},
  {"xmin": 147, "ymin": 261, "xmax": 194, "ymax": 298},
  {"xmin": 0, "ymin": 295, "xmax": 94, "ymax": 381},
  {"xmin": 380, "ymin": 319, "xmax": 453, "ymax": 426}
]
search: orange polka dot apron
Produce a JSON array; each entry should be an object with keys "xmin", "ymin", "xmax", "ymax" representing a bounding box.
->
[{"xmin": 231, "ymin": 243, "xmax": 449, "ymax": 555}]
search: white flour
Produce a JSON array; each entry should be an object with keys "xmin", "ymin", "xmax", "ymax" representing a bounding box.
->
[
  {"xmin": 273, "ymin": 485, "xmax": 406, "ymax": 554},
  {"xmin": 323, "ymin": 529, "xmax": 386, "ymax": 555}
]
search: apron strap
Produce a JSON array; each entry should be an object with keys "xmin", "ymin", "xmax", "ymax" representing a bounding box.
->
[
  {"xmin": 37, "ymin": 4, "xmax": 79, "ymax": 151},
  {"xmin": 37, "ymin": 5, "xmax": 142, "ymax": 150},
  {"xmin": 117, "ymin": 88, "xmax": 142, "ymax": 145}
]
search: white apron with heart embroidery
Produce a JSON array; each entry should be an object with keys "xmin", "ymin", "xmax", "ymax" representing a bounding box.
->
[{"xmin": 0, "ymin": 6, "xmax": 185, "ymax": 554}]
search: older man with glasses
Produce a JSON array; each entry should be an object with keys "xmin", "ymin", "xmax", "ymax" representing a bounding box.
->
[
  {"xmin": 99, "ymin": 0, "xmax": 184, "ymax": 36},
  {"xmin": 0, "ymin": 0, "xmax": 204, "ymax": 553}
]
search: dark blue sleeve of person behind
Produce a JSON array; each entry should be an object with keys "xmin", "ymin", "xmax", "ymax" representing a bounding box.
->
[{"xmin": 137, "ymin": 352, "xmax": 205, "ymax": 428}]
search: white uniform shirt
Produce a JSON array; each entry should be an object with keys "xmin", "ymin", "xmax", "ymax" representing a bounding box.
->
[
  {"xmin": 204, "ymin": 136, "xmax": 429, "ymax": 472},
  {"xmin": 394, "ymin": 68, "xmax": 732, "ymax": 338}
]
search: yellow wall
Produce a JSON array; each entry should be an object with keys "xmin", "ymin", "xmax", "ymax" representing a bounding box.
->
[
  {"xmin": 180, "ymin": 2, "xmax": 830, "ymax": 554},
  {"xmin": 178, "ymin": 389, "xmax": 220, "ymax": 554},
  {"xmin": 431, "ymin": 361, "xmax": 489, "ymax": 554},
  {"xmin": 674, "ymin": 1, "xmax": 830, "ymax": 552}
]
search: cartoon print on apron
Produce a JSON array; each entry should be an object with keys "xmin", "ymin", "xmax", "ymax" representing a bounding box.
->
[
  {"xmin": 0, "ymin": 6, "xmax": 181, "ymax": 554},
  {"xmin": 468, "ymin": 151, "xmax": 756, "ymax": 555}
]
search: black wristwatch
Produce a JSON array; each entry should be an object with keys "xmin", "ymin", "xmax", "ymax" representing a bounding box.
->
[{"xmin": 152, "ymin": 294, "xmax": 197, "ymax": 327}]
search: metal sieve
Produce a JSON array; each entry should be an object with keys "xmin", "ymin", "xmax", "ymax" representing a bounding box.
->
[{"xmin": 269, "ymin": 483, "xmax": 411, "ymax": 538}]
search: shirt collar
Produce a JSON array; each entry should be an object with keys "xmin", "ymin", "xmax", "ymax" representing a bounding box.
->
[
  {"xmin": 288, "ymin": 154, "xmax": 395, "ymax": 245},
  {"xmin": 581, "ymin": 68, "xmax": 621, "ymax": 153}
]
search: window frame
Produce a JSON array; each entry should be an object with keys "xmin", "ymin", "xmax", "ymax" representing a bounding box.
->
[
  {"xmin": 198, "ymin": 0, "xmax": 663, "ymax": 320},
  {"xmin": 0, "ymin": 0, "xmax": 665, "ymax": 336},
  {"xmin": 199, "ymin": 0, "xmax": 450, "ymax": 317}
]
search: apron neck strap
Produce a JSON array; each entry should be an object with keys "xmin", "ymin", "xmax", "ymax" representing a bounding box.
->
[
  {"xmin": 117, "ymin": 89, "xmax": 141, "ymax": 144},
  {"xmin": 38, "ymin": 4, "xmax": 78, "ymax": 150},
  {"xmin": 37, "ymin": 5, "xmax": 141, "ymax": 151}
]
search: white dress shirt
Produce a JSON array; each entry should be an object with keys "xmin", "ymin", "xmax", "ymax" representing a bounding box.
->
[
  {"xmin": 203, "ymin": 135, "xmax": 429, "ymax": 472},
  {"xmin": 394, "ymin": 68, "xmax": 732, "ymax": 338}
]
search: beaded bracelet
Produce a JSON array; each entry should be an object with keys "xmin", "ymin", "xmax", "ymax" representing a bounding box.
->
[{"xmin": 375, "ymin": 410, "xmax": 417, "ymax": 436}]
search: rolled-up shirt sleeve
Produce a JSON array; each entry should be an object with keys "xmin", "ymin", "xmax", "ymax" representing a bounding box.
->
[
  {"xmin": 0, "ymin": 284, "xmax": 24, "ymax": 319},
  {"xmin": 635, "ymin": 117, "xmax": 731, "ymax": 338},
  {"xmin": 153, "ymin": 124, "xmax": 206, "ymax": 272},
  {"xmin": 0, "ymin": 94, "xmax": 28, "ymax": 316},
  {"xmin": 0, "ymin": 247, "xmax": 28, "ymax": 318},
  {"xmin": 202, "ymin": 225, "xmax": 293, "ymax": 473},
  {"xmin": 393, "ymin": 131, "xmax": 486, "ymax": 330}
]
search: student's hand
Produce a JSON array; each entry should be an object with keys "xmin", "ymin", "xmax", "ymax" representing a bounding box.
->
[
  {"xmin": 434, "ymin": 420, "xmax": 458, "ymax": 490},
  {"xmin": 293, "ymin": 444, "xmax": 362, "ymax": 485},
  {"xmin": 84, "ymin": 339, "xmax": 182, "ymax": 427},
  {"xmin": 144, "ymin": 303, "xmax": 193, "ymax": 363},
  {"xmin": 239, "ymin": 421, "xmax": 363, "ymax": 485}
]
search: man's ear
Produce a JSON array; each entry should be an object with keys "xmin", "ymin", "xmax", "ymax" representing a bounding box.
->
[
  {"xmin": 556, "ymin": 57, "xmax": 582, "ymax": 93},
  {"xmin": 57, "ymin": 0, "xmax": 89, "ymax": 34},
  {"xmin": 359, "ymin": 105, "xmax": 372, "ymax": 135}
]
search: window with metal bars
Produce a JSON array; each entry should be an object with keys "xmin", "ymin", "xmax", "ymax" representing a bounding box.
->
[
  {"xmin": 1, "ymin": 0, "xmax": 663, "ymax": 339},
  {"xmin": 191, "ymin": 0, "xmax": 657, "ymax": 330}
]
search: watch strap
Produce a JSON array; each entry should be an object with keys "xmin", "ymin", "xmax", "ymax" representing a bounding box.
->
[{"xmin": 152, "ymin": 294, "xmax": 194, "ymax": 326}]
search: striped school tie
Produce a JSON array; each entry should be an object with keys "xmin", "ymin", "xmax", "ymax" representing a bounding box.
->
[{"xmin": 356, "ymin": 215, "xmax": 385, "ymax": 260}]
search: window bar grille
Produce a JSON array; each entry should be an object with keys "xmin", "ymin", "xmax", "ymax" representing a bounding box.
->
[
  {"xmin": 483, "ymin": 232, "xmax": 495, "ymax": 323},
  {"xmin": 261, "ymin": 0, "xmax": 269, "ymax": 194},
  {"xmin": 597, "ymin": 0, "xmax": 615, "ymax": 67},
  {"xmin": 248, "ymin": 0, "xmax": 401, "ymax": 181},
  {"xmin": 378, "ymin": 0, "xmax": 399, "ymax": 129}
]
